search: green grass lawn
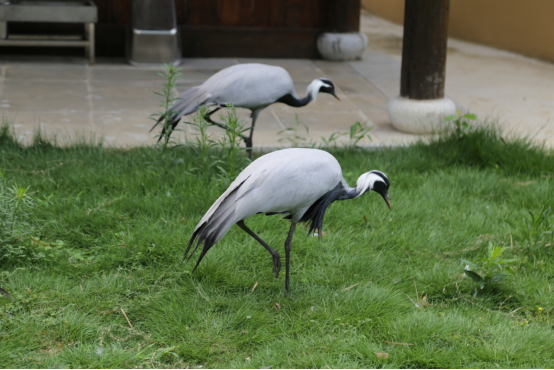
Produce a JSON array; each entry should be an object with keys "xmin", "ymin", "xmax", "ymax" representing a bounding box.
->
[{"xmin": 1, "ymin": 124, "xmax": 554, "ymax": 368}]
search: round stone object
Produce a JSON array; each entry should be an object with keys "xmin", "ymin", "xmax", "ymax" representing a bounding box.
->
[
  {"xmin": 317, "ymin": 32, "xmax": 368, "ymax": 61},
  {"xmin": 388, "ymin": 96, "xmax": 457, "ymax": 134}
]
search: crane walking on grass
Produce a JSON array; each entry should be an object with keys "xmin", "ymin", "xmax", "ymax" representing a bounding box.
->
[
  {"xmin": 184, "ymin": 148, "xmax": 391, "ymax": 295},
  {"xmin": 151, "ymin": 63, "xmax": 340, "ymax": 158}
]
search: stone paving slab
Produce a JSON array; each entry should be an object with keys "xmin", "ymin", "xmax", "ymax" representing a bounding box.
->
[{"xmin": 0, "ymin": 14, "xmax": 553, "ymax": 149}]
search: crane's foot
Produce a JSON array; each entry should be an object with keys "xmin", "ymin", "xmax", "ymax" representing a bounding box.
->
[{"xmin": 272, "ymin": 253, "xmax": 282, "ymax": 279}]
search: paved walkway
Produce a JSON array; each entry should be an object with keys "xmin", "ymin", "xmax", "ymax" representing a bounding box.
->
[{"xmin": 1, "ymin": 14, "xmax": 553, "ymax": 148}]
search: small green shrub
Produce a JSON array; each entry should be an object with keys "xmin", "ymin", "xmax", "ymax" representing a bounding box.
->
[
  {"xmin": 445, "ymin": 110, "xmax": 477, "ymax": 136},
  {"xmin": 277, "ymin": 115, "xmax": 313, "ymax": 148},
  {"xmin": 215, "ymin": 105, "xmax": 250, "ymax": 184},
  {"xmin": 321, "ymin": 121, "xmax": 373, "ymax": 150},
  {"xmin": 345, "ymin": 121, "xmax": 373, "ymax": 150},
  {"xmin": 461, "ymin": 242, "xmax": 519, "ymax": 293},
  {"xmin": 183, "ymin": 105, "xmax": 250, "ymax": 185}
]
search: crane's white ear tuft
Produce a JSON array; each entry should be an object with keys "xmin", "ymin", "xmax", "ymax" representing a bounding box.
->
[
  {"xmin": 306, "ymin": 79, "xmax": 328, "ymax": 103},
  {"xmin": 355, "ymin": 172, "xmax": 386, "ymax": 197}
]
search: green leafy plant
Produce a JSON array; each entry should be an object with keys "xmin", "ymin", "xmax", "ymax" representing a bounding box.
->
[
  {"xmin": 345, "ymin": 121, "xmax": 373, "ymax": 150},
  {"xmin": 277, "ymin": 115, "xmax": 314, "ymax": 148},
  {"xmin": 320, "ymin": 131, "xmax": 346, "ymax": 149},
  {"xmin": 28, "ymin": 238, "xmax": 91, "ymax": 263},
  {"xmin": 215, "ymin": 105, "xmax": 250, "ymax": 184},
  {"xmin": 445, "ymin": 110, "xmax": 477, "ymax": 135},
  {"xmin": 320, "ymin": 121, "xmax": 373, "ymax": 150},
  {"xmin": 151, "ymin": 63, "xmax": 183, "ymax": 151},
  {"xmin": 184, "ymin": 105, "xmax": 249, "ymax": 185},
  {"xmin": 0, "ymin": 172, "xmax": 35, "ymax": 261},
  {"xmin": 505, "ymin": 205, "xmax": 554, "ymax": 262},
  {"xmin": 461, "ymin": 242, "xmax": 518, "ymax": 292},
  {"xmin": 521, "ymin": 206, "xmax": 553, "ymax": 253},
  {"xmin": 185, "ymin": 106, "xmax": 221, "ymax": 183}
]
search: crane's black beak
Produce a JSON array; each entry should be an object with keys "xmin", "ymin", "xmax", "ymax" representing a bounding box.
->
[
  {"xmin": 332, "ymin": 92, "xmax": 341, "ymax": 101},
  {"xmin": 383, "ymin": 193, "xmax": 391, "ymax": 209}
]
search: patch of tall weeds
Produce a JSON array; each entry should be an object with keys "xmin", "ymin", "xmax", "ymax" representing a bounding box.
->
[
  {"xmin": 320, "ymin": 121, "xmax": 373, "ymax": 151},
  {"xmin": 184, "ymin": 105, "xmax": 249, "ymax": 185},
  {"xmin": 215, "ymin": 105, "xmax": 251, "ymax": 185},
  {"xmin": 0, "ymin": 172, "xmax": 35, "ymax": 262},
  {"xmin": 506, "ymin": 205, "xmax": 554, "ymax": 267},
  {"xmin": 152, "ymin": 63, "xmax": 182, "ymax": 151}
]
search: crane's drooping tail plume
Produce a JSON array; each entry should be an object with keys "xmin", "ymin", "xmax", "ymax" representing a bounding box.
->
[
  {"xmin": 183, "ymin": 178, "xmax": 249, "ymax": 271},
  {"xmin": 150, "ymin": 86, "xmax": 211, "ymax": 142}
]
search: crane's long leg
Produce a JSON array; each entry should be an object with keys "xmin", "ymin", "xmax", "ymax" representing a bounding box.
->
[
  {"xmin": 204, "ymin": 106, "xmax": 250, "ymax": 149},
  {"xmin": 284, "ymin": 222, "xmax": 296, "ymax": 296},
  {"xmin": 203, "ymin": 107, "xmax": 224, "ymax": 129},
  {"xmin": 236, "ymin": 220, "xmax": 282, "ymax": 278},
  {"xmin": 244, "ymin": 109, "xmax": 261, "ymax": 160}
]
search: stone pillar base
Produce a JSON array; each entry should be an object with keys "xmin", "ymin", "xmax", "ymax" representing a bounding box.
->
[{"xmin": 388, "ymin": 96, "xmax": 456, "ymax": 134}]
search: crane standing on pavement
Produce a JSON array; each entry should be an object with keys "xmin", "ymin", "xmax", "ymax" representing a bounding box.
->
[
  {"xmin": 183, "ymin": 148, "xmax": 391, "ymax": 295},
  {"xmin": 151, "ymin": 63, "xmax": 340, "ymax": 158}
]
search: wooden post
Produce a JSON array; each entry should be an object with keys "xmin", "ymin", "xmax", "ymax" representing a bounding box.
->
[
  {"xmin": 327, "ymin": 0, "xmax": 361, "ymax": 32},
  {"xmin": 388, "ymin": 0, "xmax": 455, "ymax": 134},
  {"xmin": 319, "ymin": 0, "xmax": 366, "ymax": 60},
  {"xmin": 400, "ymin": 0, "xmax": 450, "ymax": 100}
]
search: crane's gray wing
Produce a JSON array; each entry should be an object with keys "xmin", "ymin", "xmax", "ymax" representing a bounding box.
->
[
  {"xmin": 150, "ymin": 86, "xmax": 212, "ymax": 137},
  {"xmin": 200, "ymin": 64, "xmax": 297, "ymax": 109},
  {"xmin": 184, "ymin": 149, "xmax": 342, "ymax": 271}
]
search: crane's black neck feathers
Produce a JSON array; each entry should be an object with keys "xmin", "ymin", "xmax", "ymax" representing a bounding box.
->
[
  {"xmin": 297, "ymin": 182, "xmax": 356, "ymax": 237},
  {"xmin": 276, "ymin": 93, "xmax": 312, "ymax": 108}
]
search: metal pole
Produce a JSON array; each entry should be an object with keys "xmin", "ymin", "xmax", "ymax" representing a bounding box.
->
[
  {"xmin": 327, "ymin": 0, "xmax": 361, "ymax": 32},
  {"xmin": 87, "ymin": 23, "xmax": 95, "ymax": 64}
]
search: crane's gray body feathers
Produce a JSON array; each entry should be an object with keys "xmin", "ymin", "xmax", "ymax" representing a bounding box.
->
[
  {"xmin": 171, "ymin": 86, "xmax": 212, "ymax": 117},
  {"xmin": 164, "ymin": 64, "xmax": 296, "ymax": 126},
  {"xmin": 198, "ymin": 64, "xmax": 297, "ymax": 109},
  {"xmin": 185, "ymin": 149, "xmax": 346, "ymax": 270}
]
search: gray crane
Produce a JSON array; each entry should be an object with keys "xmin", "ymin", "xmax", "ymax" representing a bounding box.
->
[
  {"xmin": 151, "ymin": 63, "xmax": 340, "ymax": 158},
  {"xmin": 184, "ymin": 148, "xmax": 391, "ymax": 295}
]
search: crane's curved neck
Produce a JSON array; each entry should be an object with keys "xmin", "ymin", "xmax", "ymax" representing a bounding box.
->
[
  {"xmin": 298, "ymin": 180, "xmax": 362, "ymax": 237},
  {"xmin": 276, "ymin": 93, "xmax": 313, "ymax": 108},
  {"xmin": 338, "ymin": 183, "xmax": 362, "ymax": 200},
  {"xmin": 276, "ymin": 79, "xmax": 324, "ymax": 108},
  {"xmin": 338, "ymin": 172, "xmax": 385, "ymax": 200}
]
